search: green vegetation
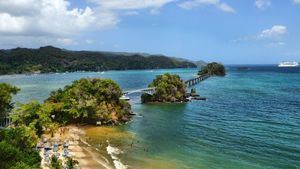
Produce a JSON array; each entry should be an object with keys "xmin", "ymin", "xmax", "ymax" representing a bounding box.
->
[
  {"xmin": 0, "ymin": 83, "xmax": 41, "ymax": 168},
  {"xmin": 65, "ymin": 157, "xmax": 79, "ymax": 169},
  {"xmin": 50, "ymin": 155, "xmax": 62, "ymax": 169},
  {"xmin": 45, "ymin": 78, "xmax": 132, "ymax": 125},
  {"xmin": 198, "ymin": 62, "xmax": 226, "ymax": 76},
  {"xmin": 0, "ymin": 127, "xmax": 41, "ymax": 169},
  {"xmin": 13, "ymin": 100, "xmax": 55, "ymax": 137},
  {"xmin": 0, "ymin": 78, "xmax": 132, "ymax": 168},
  {"xmin": 141, "ymin": 73, "xmax": 187, "ymax": 103},
  {"xmin": 0, "ymin": 46, "xmax": 196, "ymax": 75},
  {"xmin": 0, "ymin": 83, "xmax": 19, "ymax": 116}
]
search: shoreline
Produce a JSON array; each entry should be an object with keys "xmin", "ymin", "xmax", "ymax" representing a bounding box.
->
[{"xmin": 40, "ymin": 126, "xmax": 113, "ymax": 169}]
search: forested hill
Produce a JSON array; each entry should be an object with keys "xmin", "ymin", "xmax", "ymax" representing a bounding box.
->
[{"xmin": 0, "ymin": 46, "xmax": 196, "ymax": 75}]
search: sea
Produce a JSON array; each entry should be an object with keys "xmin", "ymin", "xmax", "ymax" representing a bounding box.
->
[{"xmin": 0, "ymin": 65, "xmax": 299, "ymax": 169}]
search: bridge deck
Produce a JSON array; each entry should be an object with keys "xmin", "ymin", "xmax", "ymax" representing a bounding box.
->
[{"xmin": 122, "ymin": 74, "xmax": 209, "ymax": 97}]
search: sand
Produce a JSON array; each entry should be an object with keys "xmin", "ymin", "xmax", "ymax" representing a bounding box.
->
[{"xmin": 40, "ymin": 126, "xmax": 113, "ymax": 169}]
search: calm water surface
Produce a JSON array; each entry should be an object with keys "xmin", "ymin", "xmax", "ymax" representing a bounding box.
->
[{"xmin": 0, "ymin": 66, "xmax": 299, "ymax": 169}]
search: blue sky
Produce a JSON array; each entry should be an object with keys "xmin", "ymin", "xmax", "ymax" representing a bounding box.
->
[{"xmin": 0, "ymin": 0, "xmax": 299, "ymax": 64}]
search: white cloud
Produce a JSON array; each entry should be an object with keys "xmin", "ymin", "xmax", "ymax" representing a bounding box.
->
[
  {"xmin": 255, "ymin": 0, "xmax": 271, "ymax": 10},
  {"xmin": 232, "ymin": 25, "xmax": 287, "ymax": 43},
  {"xmin": 0, "ymin": 0, "xmax": 178, "ymax": 48},
  {"xmin": 123, "ymin": 11, "xmax": 140, "ymax": 16},
  {"xmin": 89, "ymin": 0, "xmax": 175, "ymax": 10},
  {"xmin": 57, "ymin": 38, "xmax": 77, "ymax": 46},
  {"xmin": 178, "ymin": 0, "xmax": 235, "ymax": 13},
  {"xmin": 150, "ymin": 8, "xmax": 161, "ymax": 15},
  {"xmin": 0, "ymin": 0, "xmax": 113, "ymax": 37},
  {"xmin": 294, "ymin": 0, "xmax": 300, "ymax": 4},
  {"xmin": 0, "ymin": 0, "xmax": 121, "ymax": 48},
  {"xmin": 268, "ymin": 42, "xmax": 285, "ymax": 47},
  {"xmin": 85, "ymin": 39, "xmax": 95, "ymax": 44},
  {"xmin": 258, "ymin": 25, "xmax": 287, "ymax": 39}
]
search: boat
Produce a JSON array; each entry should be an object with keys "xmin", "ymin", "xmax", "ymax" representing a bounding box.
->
[
  {"xmin": 278, "ymin": 61, "xmax": 299, "ymax": 67},
  {"xmin": 120, "ymin": 95, "xmax": 130, "ymax": 101}
]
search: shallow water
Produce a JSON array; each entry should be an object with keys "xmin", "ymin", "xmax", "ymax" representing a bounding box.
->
[{"xmin": 1, "ymin": 66, "xmax": 299, "ymax": 169}]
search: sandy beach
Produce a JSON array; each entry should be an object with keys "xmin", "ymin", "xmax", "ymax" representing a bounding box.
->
[{"xmin": 40, "ymin": 126, "xmax": 113, "ymax": 169}]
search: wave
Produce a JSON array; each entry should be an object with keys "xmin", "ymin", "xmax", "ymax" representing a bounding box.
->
[{"xmin": 106, "ymin": 140, "xmax": 128, "ymax": 169}]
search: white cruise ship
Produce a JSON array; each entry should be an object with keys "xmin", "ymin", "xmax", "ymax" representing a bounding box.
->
[{"xmin": 278, "ymin": 61, "xmax": 299, "ymax": 67}]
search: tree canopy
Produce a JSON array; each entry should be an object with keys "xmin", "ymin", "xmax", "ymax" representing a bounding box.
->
[
  {"xmin": 13, "ymin": 100, "xmax": 54, "ymax": 137},
  {"xmin": 141, "ymin": 73, "xmax": 187, "ymax": 103},
  {"xmin": 0, "ymin": 83, "xmax": 19, "ymax": 116},
  {"xmin": 0, "ymin": 127, "xmax": 41, "ymax": 169},
  {"xmin": 45, "ymin": 78, "xmax": 132, "ymax": 125},
  {"xmin": 198, "ymin": 62, "xmax": 226, "ymax": 76}
]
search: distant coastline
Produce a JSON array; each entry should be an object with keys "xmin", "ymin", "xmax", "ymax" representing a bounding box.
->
[{"xmin": 0, "ymin": 46, "xmax": 197, "ymax": 75}]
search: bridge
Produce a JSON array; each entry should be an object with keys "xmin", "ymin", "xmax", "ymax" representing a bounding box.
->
[
  {"xmin": 122, "ymin": 87, "xmax": 156, "ymax": 96},
  {"xmin": 120, "ymin": 74, "xmax": 210, "ymax": 100},
  {"xmin": 184, "ymin": 74, "xmax": 210, "ymax": 88}
]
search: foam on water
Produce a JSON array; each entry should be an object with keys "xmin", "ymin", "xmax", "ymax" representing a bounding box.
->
[{"xmin": 106, "ymin": 140, "xmax": 128, "ymax": 169}]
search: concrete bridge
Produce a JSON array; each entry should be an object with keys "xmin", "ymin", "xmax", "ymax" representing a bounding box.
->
[
  {"xmin": 121, "ymin": 87, "xmax": 156, "ymax": 100},
  {"xmin": 122, "ymin": 87, "xmax": 156, "ymax": 96},
  {"xmin": 184, "ymin": 74, "xmax": 210, "ymax": 88},
  {"xmin": 120, "ymin": 74, "xmax": 210, "ymax": 100}
]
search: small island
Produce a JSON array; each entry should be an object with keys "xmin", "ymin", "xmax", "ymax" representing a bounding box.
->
[
  {"xmin": 198, "ymin": 62, "xmax": 226, "ymax": 76},
  {"xmin": 45, "ymin": 78, "xmax": 133, "ymax": 125},
  {"xmin": 141, "ymin": 73, "xmax": 188, "ymax": 103}
]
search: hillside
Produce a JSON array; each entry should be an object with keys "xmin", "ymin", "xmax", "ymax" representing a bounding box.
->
[{"xmin": 0, "ymin": 46, "xmax": 196, "ymax": 75}]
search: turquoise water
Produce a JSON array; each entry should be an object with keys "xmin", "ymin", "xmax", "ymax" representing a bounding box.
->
[{"xmin": 0, "ymin": 66, "xmax": 299, "ymax": 169}]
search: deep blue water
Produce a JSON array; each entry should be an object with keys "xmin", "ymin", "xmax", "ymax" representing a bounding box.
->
[{"xmin": 0, "ymin": 66, "xmax": 299, "ymax": 169}]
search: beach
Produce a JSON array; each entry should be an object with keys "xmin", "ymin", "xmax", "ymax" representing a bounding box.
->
[{"xmin": 40, "ymin": 126, "xmax": 113, "ymax": 169}]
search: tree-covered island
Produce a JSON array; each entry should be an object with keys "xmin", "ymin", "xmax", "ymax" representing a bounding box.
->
[
  {"xmin": 141, "ymin": 73, "xmax": 188, "ymax": 103},
  {"xmin": 45, "ymin": 78, "xmax": 132, "ymax": 125},
  {"xmin": 198, "ymin": 62, "xmax": 226, "ymax": 76}
]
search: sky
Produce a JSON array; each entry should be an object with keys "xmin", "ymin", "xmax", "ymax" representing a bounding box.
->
[{"xmin": 0, "ymin": 0, "xmax": 299, "ymax": 64}]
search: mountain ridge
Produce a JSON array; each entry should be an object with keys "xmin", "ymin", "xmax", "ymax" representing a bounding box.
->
[{"xmin": 0, "ymin": 46, "xmax": 197, "ymax": 75}]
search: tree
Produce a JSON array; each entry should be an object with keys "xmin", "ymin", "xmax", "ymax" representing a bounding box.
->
[
  {"xmin": 0, "ymin": 127, "xmax": 40, "ymax": 169},
  {"xmin": 9, "ymin": 162, "xmax": 34, "ymax": 169},
  {"xmin": 45, "ymin": 78, "xmax": 132, "ymax": 125},
  {"xmin": 198, "ymin": 62, "xmax": 226, "ymax": 76},
  {"xmin": 1, "ymin": 126, "xmax": 38, "ymax": 151},
  {"xmin": 0, "ymin": 141, "xmax": 22, "ymax": 169},
  {"xmin": 141, "ymin": 73, "xmax": 187, "ymax": 103},
  {"xmin": 13, "ymin": 100, "xmax": 53, "ymax": 137},
  {"xmin": 0, "ymin": 83, "xmax": 19, "ymax": 116}
]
